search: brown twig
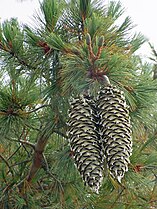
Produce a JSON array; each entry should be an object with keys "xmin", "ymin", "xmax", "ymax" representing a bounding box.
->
[
  {"xmin": 7, "ymin": 146, "xmax": 21, "ymax": 160},
  {"xmin": 7, "ymin": 138, "xmax": 35, "ymax": 149},
  {"xmin": 25, "ymin": 105, "xmax": 50, "ymax": 114},
  {"xmin": 0, "ymin": 154, "xmax": 14, "ymax": 177},
  {"xmin": 26, "ymin": 123, "xmax": 54, "ymax": 182},
  {"xmin": 19, "ymin": 140, "xmax": 35, "ymax": 149}
]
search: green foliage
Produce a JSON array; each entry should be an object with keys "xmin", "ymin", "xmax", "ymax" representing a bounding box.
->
[
  {"xmin": 46, "ymin": 32, "xmax": 66, "ymax": 51},
  {"xmin": 40, "ymin": 0, "xmax": 65, "ymax": 32},
  {"xmin": 0, "ymin": 0, "xmax": 157, "ymax": 209},
  {"xmin": 107, "ymin": 1, "xmax": 124, "ymax": 20},
  {"xmin": 0, "ymin": 18, "xmax": 24, "ymax": 54}
]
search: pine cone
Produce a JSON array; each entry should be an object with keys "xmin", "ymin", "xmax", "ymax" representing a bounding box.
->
[
  {"xmin": 97, "ymin": 85, "xmax": 132, "ymax": 183},
  {"xmin": 67, "ymin": 94, "xmax": 104, "ymax": 193}
]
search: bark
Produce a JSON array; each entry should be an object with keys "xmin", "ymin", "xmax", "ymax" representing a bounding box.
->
[{"xmin": 27, "ymin": 123, "xmax": 54, "ymax": 182}]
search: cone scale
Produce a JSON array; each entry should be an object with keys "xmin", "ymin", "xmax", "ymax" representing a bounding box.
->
[
  {"xmin": 97, "ymin": 82, "xmax": 132, "ymax": 183},
  {"xmin": 67, "ymin": 94, "xmax": 104, "ymax": 193},
  {"xmin": 67, "ymin": 76, "xmax": 132, "ymax": 192}
]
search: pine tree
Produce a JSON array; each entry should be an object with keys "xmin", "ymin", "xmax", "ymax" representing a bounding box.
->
[{"xmin": 0, "ymin": 0, "xmax": 157, "ymax": 209}]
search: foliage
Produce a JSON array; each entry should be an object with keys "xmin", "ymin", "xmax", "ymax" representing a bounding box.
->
[{"xmin": 0, "ymin": 0, "xmax": 157, "ymax": 209}]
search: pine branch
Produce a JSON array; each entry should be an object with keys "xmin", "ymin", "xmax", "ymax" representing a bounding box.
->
[
  {"xmin": 27, "ymin": 123, "xmax": 54, "ymax": 182},
  {"xmin": 7, "ymin": 146, "xmax": 21, "ymax": 160},
  {"xmin": 0, "ymin": 43, "xmax": 37, "ymax": 70},
  {"xmin": 10, "ymin": 52, "xmax": 38, "ymax": 70},
  {"xmin": 19, "ymin": 140, "xmax": 35, "ymax": 149},
  {"xmin": 13, "ymin": 53, "xmax": 37, "ymax": 70},
  {"xmin": 26, "ymin": 104, "xmax": 50, "ymax": 114},
  {"xmin": 0, "ymin": 154, "xmax": 14, "ymax": 177}
]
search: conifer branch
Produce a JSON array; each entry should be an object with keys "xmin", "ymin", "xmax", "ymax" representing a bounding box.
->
[
  {"xmin": 26, "ymin": 105, "xmax": 50, "ymax": 114},
  {"xmin": 0, "ymin": 42, "xmax": 37, "ymax": 70},
  {"xmin": 0, "ymin": 154, "xmax": 14, "ymax": 177},
  {"xmin": 7, "ymin": 146, "xmax": 21, "ymax": 160},
  {"xmin": 0, "ymin": 0, "xmax": 156, "ymax": 207},
  {"xmin": 19, "ymin": 140, "xmax": 35, "ymax": 149},
  {"xmin": 13, "ymin": 53, "xmax": 37, "ymax": 70},
  {"xmin": 27, "ymin": 123, "xmax": 54, "ymax": 182}
]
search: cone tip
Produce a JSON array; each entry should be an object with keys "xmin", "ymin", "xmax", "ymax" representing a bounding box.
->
[{"xmin": 102, "ymin": 75, "xmax": 110, "ymax": 86}]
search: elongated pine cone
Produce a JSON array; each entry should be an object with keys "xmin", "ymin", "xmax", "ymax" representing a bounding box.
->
[
  {"xmin": 97, "ymin": 84, "xmax": 132, "ymax": 183},
  {"xmin": 67, "ymin": 94, "xmax": 104, "ymax": 193}
]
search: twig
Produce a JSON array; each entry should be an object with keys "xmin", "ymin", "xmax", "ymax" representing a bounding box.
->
[
  {"xmin": 22, "ymin": 105, "xmax": 50, "ymax": 115},
  {"xmin": 7, "ymin": 146, "xmax": 21, "ymax": 160},
  {"xmin": 110, "ymin": 188, "xmax": 125, "ymax": 209},
  {"xmin": 0, "ymin": 154, "xmax": 14, "ymax": 177},
  {"xmin": 13, "ymin": 53, "xmax": 37, "ymax": 70},
  {"xmin": 8, "ymin": 138, "xmax": 35, "ymax": 149},
  {"xmin": 10, "ymin": 159, "xmax": 31, "ymax": 168},
  {"xmin": 24, "ymin": 123, "xmax": 40, "ymax": 131},
  {"xmin": 41, "ymin": 153, "xmax": 64, "ymax": 192},
  {"xmin": 0, "ymin": 43, "xmax": 37, "ymax": 71},
  {"xmin": 0, "ymin": 105, "xmax": 50, "ymax": 117},
  {"xmin": 19, "ymin": 140, "xmax": 35, "ymax": 149}
]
